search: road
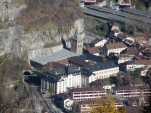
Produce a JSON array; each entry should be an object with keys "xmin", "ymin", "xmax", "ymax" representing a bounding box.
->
[
  {"xmin": 30, "ymin": 85, "xmax": 63, "ymax": 113},
  {"xmin": 82, "ymin": 5, "xmax": 151, "ymax": 28},
  {"xmin": 24, "ymin": 83, "xmax": 63, "ymax": 113}
]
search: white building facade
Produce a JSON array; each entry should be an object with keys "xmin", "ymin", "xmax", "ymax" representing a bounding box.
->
[
  {"xmin": 72, "ymin": 90, "xmax": 107, "ymax": 101},
  {"xmin": 94, "ymin": 39, "xmax": 108, "ymax": 47},
  {"xmin": 41, "ymin": 77, "xmax": 57, "ymax": 97},
  {"xmin": 126, "ymin": 63, "xmax": 145, "ymax": 71},
  {"xmin": 118, "ymin": 55, "xmax": 134, "ymax": 64},
  {"xmin": 89, "ymin": 67, "xmax": 119, "ymax": 83},
  {"xmin": 115, "ymin": 89, "xmax": 151, "ymax": 98},
  {"xmin": 57, "ymin": 72, "xmax": 88, "ymax": 94},
  {"xmin": 107, "ymin": 47, "xmax": 127, "ymax": 56}
]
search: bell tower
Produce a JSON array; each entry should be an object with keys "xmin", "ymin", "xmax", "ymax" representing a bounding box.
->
[{"xmin": 70, "ymin": 19, "xmax": 85, "ymax": 55}]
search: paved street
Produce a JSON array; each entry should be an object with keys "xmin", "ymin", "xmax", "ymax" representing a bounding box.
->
[{"xmin": 24, "ymin": 83, "xmax": 63, "ymax": 113}]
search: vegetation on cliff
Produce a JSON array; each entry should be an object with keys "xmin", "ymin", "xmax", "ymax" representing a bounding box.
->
[
  {"xmin": 17, "ymin": 0, "xmax": 82, "ymax": 33},
  {"xmin": 0, "ymin": 55, "xmax": 32, "ymax": 113}
]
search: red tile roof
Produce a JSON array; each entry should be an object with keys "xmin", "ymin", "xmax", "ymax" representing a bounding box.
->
[
  {"xmin": 133, "ymin": 35, "xmax": 147, "ymax": 44},
  {"xmin": 86, "ymin": 47, "xmax": 100, "ymax": 54},
  {"xmin": 121, "ymin": 47, "xmax": 139, "ymax": 56},
  {"xmin": 107, "ymin": 42, "xmax": 127, "ymax": 49}
]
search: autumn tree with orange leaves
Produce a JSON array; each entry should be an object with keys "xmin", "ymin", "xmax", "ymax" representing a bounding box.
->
[{"xmin": 90, "ymin": 97, "xmax": 126, "ymax": 113}]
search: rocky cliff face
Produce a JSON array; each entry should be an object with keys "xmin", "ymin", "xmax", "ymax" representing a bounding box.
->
[
  {"xmin": 0, "ymin": 19, "xmax": 85, "ymax": 60},
  {"xmin": 0, "ymin": 0, "xmax": 83, "ymax": 60},
  {"xmin": 0, "ymin": 0, "xmax": 83, "ymax": 113}
]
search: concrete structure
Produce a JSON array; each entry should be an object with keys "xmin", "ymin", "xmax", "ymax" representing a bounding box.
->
[
  {"xmin": 63, "ymin": 86, "xmax": 151, "ymax": 112},
  {"xmin": 83, "ymin": 5, "xmax": 151, "ymax": 32},
  {"xmin": 64, "ymin": 99, "xmax": 74, "ymax": 111},
  {"xmin": 126, "ymin": 62, "xmax": 145, "ymax": 71},
  {"xmin": 69, "ymin": 55, "xmax": 119, "ymax": 83},
  {"xmin": 118, "ymin": 55, "xmax": 134, "ymax": 64},
  {"xmin": 57, "ymin": 71, "xmax": 88, "ymax": 94},
  {"xmin": 94, "ymin": 39, "xmax": 108, "ymax": 47},
  {"xmin": 29, "ymin": 18, "xmax": 85, "ymax": 65},
  {"xmin": 70, "ymin": 19, "xmax": 85, "ymax": 55},
  {"xmin": 71, "ymin": 87, "xmax": 107, "ymax": 102},
  {"xmin": 97, "ymin": 0, "xmax": 107, "ymax": 7},
  {"xmin": 116, "ymin": 89, "xmax": 151, "ymax": 98},
  {"xmin": 140, "ymin": 67, "xmax": 151, "ymax": 76},
  {"xmin": 41, "ymin": 54, "xmax": 120, "ymax": 95},
  {"xmin": 41, "ymin": 75, "xmax": 57, "ymax": 97},
  {"xmin": 89, "ymin": 66, "xmax": 119, "ymax": 83},
  {"xmin": 41, "ymin": 65, "xmax": 89, "ymax": 95},
  {"xmin": 126, "ymin": 59, "xmax": 151, "ymax": 71},
  {"xmin": 119, "ymin": 0, "xmax": 132, "ymax": 6}
]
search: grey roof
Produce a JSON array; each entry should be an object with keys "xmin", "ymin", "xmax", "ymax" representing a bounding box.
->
[
  {"xmin": 40, "ymin": 54, "xmax": 119, "ymax": 83},
  {"xmin": 84, "ymin": 60, "xmax": 118, "ymax": 72},
  {"xmin": 41, "ymin": 73, "xmax": 60, "ymax": 82},
  {"xmin": 48, "ymin": 65, "xmax": 81, "ymax": 76},
  {"xmin": 41, "ymin": 66, "xmax": 83, "ymax": 82},
  {"xmin": 31, "ymin": 49, "xmax": 77, "ymax": 65},
  {"xmin": 71, "ymin": 54, "xmax": 119, "ymax": 72}
]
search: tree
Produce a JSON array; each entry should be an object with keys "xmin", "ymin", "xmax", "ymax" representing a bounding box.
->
[
  {"xmin": 134, "ymin": 0, "xmax": 151, "ymax": 11},
  {"xmin": 129, "ymin": 68, "xmax": 141, "ymax": 80},
  {"xmin": 118, "ymin": 107, "xmax": 126, "ymax": 113},
  {"xmin": 109, "ymin": 76, "xmax": 118, "ymax": 86},
  {"xmin": 0, "ymin": 55, "xmax": 32, "ymax": 113},
  {"xmin": 142, "ymin": 0, "xmax": 150, "ymax": 10},
  {"xmin": 143, "ymin": 99, "xmax": 151, "ymax": 113},
  {"xmin": 110, "ymin": 75, "xmax": 132, "ymax": 88},
  {"xmin": 131, "ymin": 0, "xmax": 137, "ymax": 6},
  {"xmin": 90, "ymin": 97, "xmax": 126, "ymax": 113},
  {"xmin": 17, "ymin": 0, "xmax": 82, "ymax": 33}
]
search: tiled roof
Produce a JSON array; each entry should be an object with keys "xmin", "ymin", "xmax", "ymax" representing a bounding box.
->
[
  {"xmin": 46, "ymin": 59, "xmax": 70, "ymax": 68},
  {"xmin": 133, "ymin": 35, "xmax": 147, "ymax": 44},
  {"xmin": 86, "ymin": 47, "xmax": 100, "ymax": 54},
  {"xmin": 106, "ymin": 41, "xmax": 127, "ymax": 49},
  {"xmin": 134, "ymin": 59, "xmax": 151, "ymax": 65},
  {"xmin": 121, "ymin": 47, "xmax": 139, "ymax": 56}
]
